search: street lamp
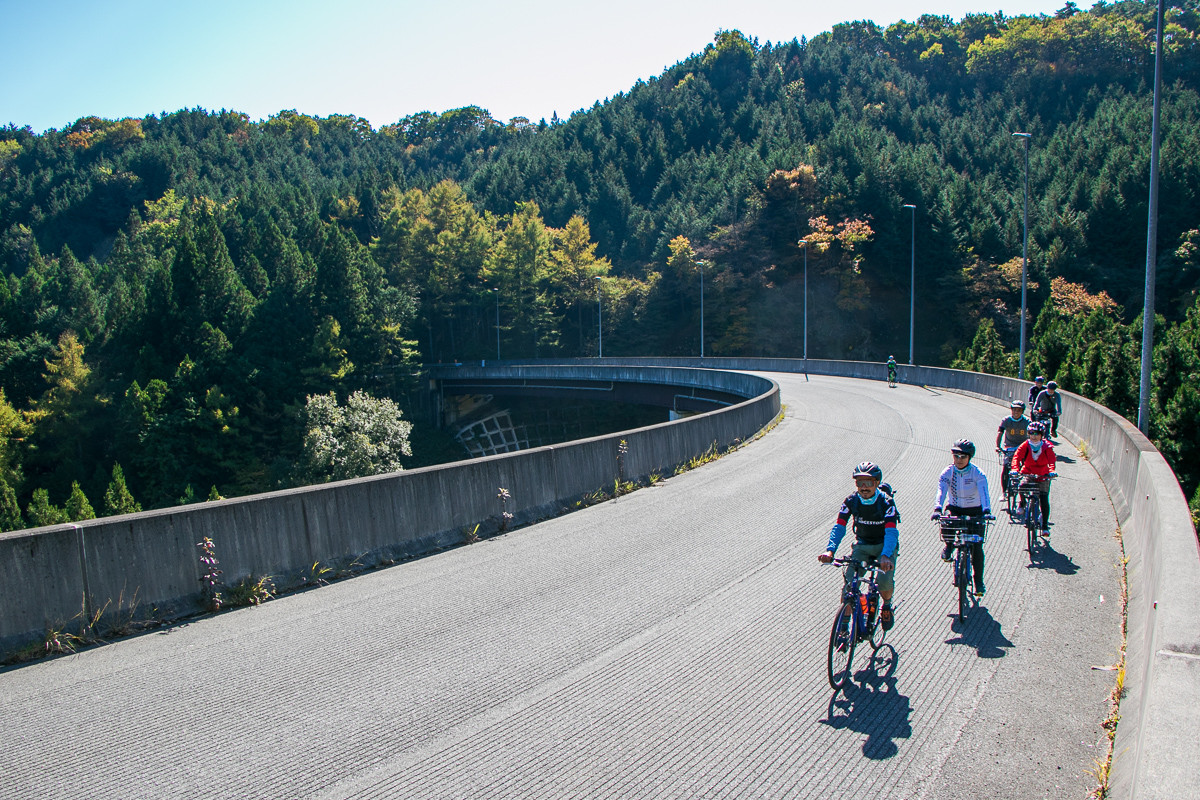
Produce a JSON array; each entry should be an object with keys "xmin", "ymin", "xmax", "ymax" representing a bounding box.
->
[
  {"xmin": 595, "ymin": 276, "xmax": 603, "ymax": 358},
  {"xmin": 798, "ymin": 241, "xmax": 808, "ymax": 360},
  {"xmin": 902, "ymin": 204, "xmax": 916, "ymax": 365},
  {"xmin": 1013, "ymin": 131, "xmax": 1032, "ymax": 380},
  {"xmin": 492, "ymin": 288, "xmax": 500, "ymax": 361},
  {"xmin": 697, "ymin": 260, "xmax": 707, "ymax": 358},
  {"xmin": 1139, "ymin": 0, "xmax": 1166, "ymax": 433}
]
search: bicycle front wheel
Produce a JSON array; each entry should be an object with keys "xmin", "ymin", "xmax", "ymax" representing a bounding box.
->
[
  {"xmin": 956, "ymin": 551, "xmax": 970, "ymax": 624},
  {"xmin": 1027, "ymin": 501, "xmax": 1041, "ymax": 560},
  {"xmin": 869, "ymin": 597, "xmax": 887, "ymax": 650},
  {"xmin": 827, "ymin": 602, "xmax": 856, "ymax": 690}
]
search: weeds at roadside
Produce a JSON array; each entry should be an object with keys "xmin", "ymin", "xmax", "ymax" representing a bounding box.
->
[
  {"xmin": 197, "ymin": 537, "xmax": 223, "ymax": 612},
  {"xmin": 1088, "ymin": 531, "xmax": 1129, "ymax": 800},
  {"xmin": 1078, "ymin": 438, "xmax": 1091, "ymax": 460},
  {"xmin": 333, "ymin": 555, "xmax": 364, "ymax": 580},
  {"xmin": 497, "ymin": 487, "xmax": 513, "ymax": 532},
  {"xmin": 225, "ymin": 575, "xmax": 275, "ymax": 607},
  {"xmin": 463, "ymin": 523, "xmax": 481, "ymax": 544},
  {"xmin": 304, "ymin": 561, "xmax": 333, "ymax": 587}
]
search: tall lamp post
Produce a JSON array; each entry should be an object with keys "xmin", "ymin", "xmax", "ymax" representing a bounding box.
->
[
  {"xmin": 697, "ymin": 260, "xmax": 706, "ymax": 358},
  {"xmin": 1013, "ymin": 131, "xmax": 1032, "ymax": 380},
  {"xmin": 799, "ymin": 241, "xmax": 808, "ymax": 360},
  {"xmin": 492, "ymin": 288, "xmax": 500, "ymax": 362},
  {"xmin": 902, "ymin": 204, "xmax": 916, "ymax": 365},
  {"xmin": 595, "ymin": 276, "xmax": 603, "ymax": 358},
  {"xmin": 1139, "ymin": 0, "xmax": 1166, "ymax": 434}
]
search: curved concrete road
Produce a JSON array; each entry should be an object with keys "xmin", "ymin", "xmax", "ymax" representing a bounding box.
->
[{"xmin": 0, "ymin": 374, "xmax": 1123, "ymax": 799}]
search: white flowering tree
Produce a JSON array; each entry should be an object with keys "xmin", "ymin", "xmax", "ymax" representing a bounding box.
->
[{"xmin": 297, "ymin": 390, "xmax": 412, "ymax": 484}]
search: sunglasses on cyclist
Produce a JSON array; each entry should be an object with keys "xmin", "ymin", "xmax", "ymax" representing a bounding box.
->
[{"xmin": 855, "ymin": 478, "xmax": 877, "ymax": 488}]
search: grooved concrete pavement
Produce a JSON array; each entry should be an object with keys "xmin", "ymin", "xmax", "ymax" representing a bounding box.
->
[{"xmin": 0, "ymin": 374, "xmax": 1122, "ymax": 799}]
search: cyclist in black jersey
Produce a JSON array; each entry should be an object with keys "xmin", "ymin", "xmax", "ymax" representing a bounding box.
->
[{"xmin": 819, "ymin": 462, "xmax": 900, "ymax": 630}]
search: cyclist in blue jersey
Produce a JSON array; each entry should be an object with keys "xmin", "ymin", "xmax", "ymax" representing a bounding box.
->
[
  {"xmin": 1028, "ymin": 376, "xmax": 1046, "ymax": 407},
  {"xmin": 932, "ymin": 439, "xmax": 993, "ymax": 596},
  {"xmin": 1032, "ymin": 380, "xmax": 1063, "ymax": 438},
  {"xmin": 819, "ymin": 462, "xmax": 900, "ymax": 630}
]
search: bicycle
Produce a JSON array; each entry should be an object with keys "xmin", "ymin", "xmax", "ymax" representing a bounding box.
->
[
  {"xmin": 935, "ymin": 515, "xmax": 992, "ymax": 624},
  {"xmin": 1032, "ymin": 409, "xmax": 1055, "ymax": 438},
  {"xmin": 1016, "ymin": 473, "xmax": 1056, "ymax": 560},
  {"xmin": 825, "ymin": 555, "xmax": 886, "ymax": 690},
  {"xmin": 997, "ymin": 448, "xmax": 1019, "ymax": 514},
  {"xmin": 887, "ymin": 369, "xmax": 898, "ymax": 389}
]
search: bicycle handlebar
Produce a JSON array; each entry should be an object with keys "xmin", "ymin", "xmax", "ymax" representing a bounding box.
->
[
  {"xmin": 933, "ymin": 514, "xmax": 995, "ymax": 523},
  {"xmin": 827, "ymin": 556, "xmax": 881, "ymax": 569}
]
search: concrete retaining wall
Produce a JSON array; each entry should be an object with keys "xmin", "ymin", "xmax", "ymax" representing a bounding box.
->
[{"xmin": 0, "ymin": 365, "xmax": 779, "ymax": 657}]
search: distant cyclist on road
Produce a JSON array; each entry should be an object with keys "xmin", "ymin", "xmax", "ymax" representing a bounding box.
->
[
  {"xmin": 818, "ymin": 462, "xmax": 900, "ymax": 630},
  {"xmin": 887, "ymin": 355, "xmax": 898, "ymax": 387},
  {"xmin": 1032, "ymin": 380, "xmax": 1063, "ymax": 438},
  {"xmin": 1027, "ymin": 376, "xmax": 1046, "ymax": 407},
  {"xmin": 1012, "ymin": 421, "xmax": 1057, "ymax": 538},
  {"xmin": 931, "ymin": 439, "xmax": 993, "ymax": 597},
  {"xmin": 995, "ymin": 400, "xmax": 1030, "ymax": 496}
]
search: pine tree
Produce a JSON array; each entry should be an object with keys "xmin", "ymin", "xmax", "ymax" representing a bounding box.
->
[
  {"xmin": 66, "ymin": 481, "xmax": 95, "ymax": 522},
  {"xmin": 0, "ymin": 477, "xmax": 24, "ymax": 532},
  {"xmin": 102, "ymin": 463, "xmax": 142, "ymax": 516},
  {"xmin": 26, "ymin": 488, "xmax": 67, "ymax": 528}
]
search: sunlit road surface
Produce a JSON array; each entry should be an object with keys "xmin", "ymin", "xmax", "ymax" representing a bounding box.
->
[{"xmin": 0, "ymin": 374, "xmax": 1122, "ymax": 799}]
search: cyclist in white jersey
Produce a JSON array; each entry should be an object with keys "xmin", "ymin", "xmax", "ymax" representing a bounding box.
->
[{"xmin": 931, "ymin": 439, "xmax": 993, "ymax": 596}]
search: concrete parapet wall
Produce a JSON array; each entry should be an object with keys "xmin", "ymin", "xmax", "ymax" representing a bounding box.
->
[{"xmin": 0, "ymin": 366, "xmax": 779, "ymax": 656}]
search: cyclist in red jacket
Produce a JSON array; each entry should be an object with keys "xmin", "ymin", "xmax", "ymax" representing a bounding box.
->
[{"xmin": 1011, "ymin": 421, "xmax": 1056, "ymax": 537}]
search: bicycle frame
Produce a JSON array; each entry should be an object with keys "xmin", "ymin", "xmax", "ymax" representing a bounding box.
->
[{"xmin": 832, "ymin": 557, "xmax": 882, "ymax": 639}]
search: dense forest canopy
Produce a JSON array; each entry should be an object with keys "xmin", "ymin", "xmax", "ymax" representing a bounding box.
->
[{"xmin": 2, "ymin": 0, "xmax": 1200, "ymax": 527}]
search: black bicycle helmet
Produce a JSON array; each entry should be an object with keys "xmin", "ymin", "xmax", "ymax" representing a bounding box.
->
[
  {"xmin": 1034, "ymin": 375, "xmax": 1045, "ymax": 383},
  {"xmin": 951, "ymin": 439, "xmax": 976, "ymax": 457},
  {"xmin": 1010, "ymin": 399, "xmax": 1026, "ymax": 409},
  {"xmin": 852, "ymin": 461, "xmax": 882, "ymax": 481},
  {"xmin": 878, "ymin": 482, "xmax": 895, "ymax": 496},
  {"xmin": 1047, "ymin": 380, "xmax": 1058, "ymax": 390},
  {"xmin": 1028, "ymin": 421, "xmax": 1046, "ymax": 435}
]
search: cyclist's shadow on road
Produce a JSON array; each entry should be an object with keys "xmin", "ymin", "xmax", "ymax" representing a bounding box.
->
[
  {"xmin": 821, "ymin": 646, "xmax": 912, "ymax": 760},
  {"xmin": 1029, "ymin": 545, "xmax": 1079, "ymax": 575},
  {"xmin": 944, "ymin": 605, "xmax": 1013, "ymax": 659}
]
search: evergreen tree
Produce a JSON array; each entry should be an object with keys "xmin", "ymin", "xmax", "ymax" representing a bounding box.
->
[
  {"xmin": 25, "ymin": 488, "xmax": 67, "ymax": 528},
  {"xmin": 0, "ymin": 476, "xmax": 23, "ymax": 532},
  {"xmin": 102, "ymin": 463, "xmax": 142, "ymax": 516},
  {"xmin": 66, "ymin": 481, "xmax": 95, "ymax": 522}
]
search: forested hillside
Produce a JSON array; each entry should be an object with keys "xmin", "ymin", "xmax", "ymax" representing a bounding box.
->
[{"xmin": 2, "ymin": 0, "xmax": 1199, "ymax": 527}]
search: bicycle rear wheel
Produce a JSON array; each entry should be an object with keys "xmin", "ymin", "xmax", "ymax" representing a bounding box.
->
[{"xmin": 827, "ymin": 602, "xmax": 856, "ymax": 690}]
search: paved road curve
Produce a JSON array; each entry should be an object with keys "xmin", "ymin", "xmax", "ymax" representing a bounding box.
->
[{"xmin": 1, "ymin": 374, "xmax": 1123, "ymax": 799}]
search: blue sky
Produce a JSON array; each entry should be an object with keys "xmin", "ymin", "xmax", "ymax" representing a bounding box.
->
[{"xmin": 3, "ymin": 0, "xmax": 1084, "ymax": 133}]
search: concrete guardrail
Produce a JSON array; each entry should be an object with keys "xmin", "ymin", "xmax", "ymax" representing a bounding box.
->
[{"xmin": 0, "ymin": 365, "xmax": 779, "ymax": 658}]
